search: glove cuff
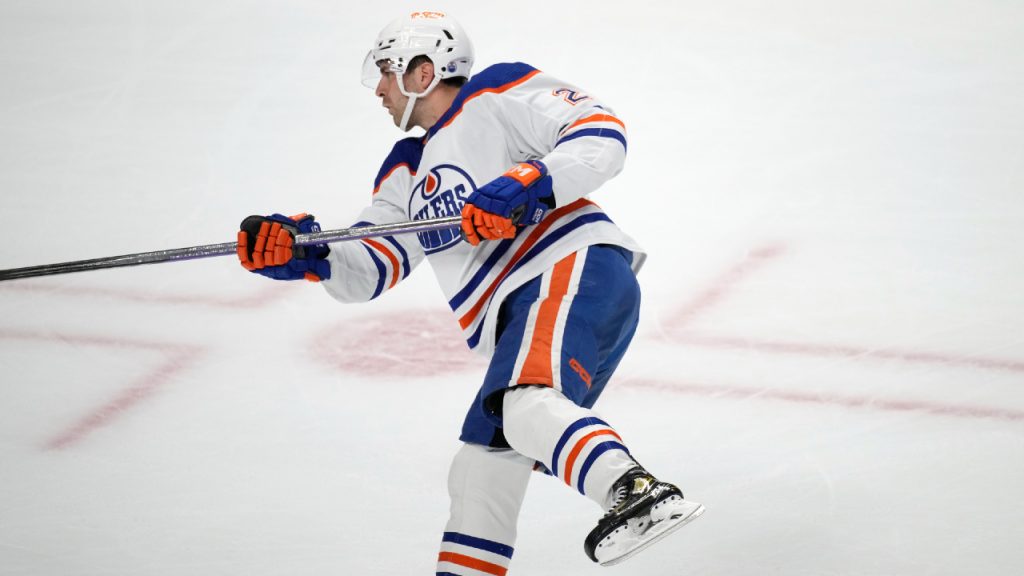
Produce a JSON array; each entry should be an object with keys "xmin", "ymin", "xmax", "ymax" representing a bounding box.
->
[
  {"xmin": 311, "ymin": 257, "xmax": 332, "ymax": 281},
  {"xmin": 504, "ymin": 161, "xmax": 548, "ymax": 187}
]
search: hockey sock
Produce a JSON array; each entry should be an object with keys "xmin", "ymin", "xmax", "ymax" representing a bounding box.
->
[
  {"xmin": 437, "ymin": 443, "xmax": 533, "ymax": 576},
  {"xmin": 502, "ymin": 385, "xmax": 637, "ymax": 509}
]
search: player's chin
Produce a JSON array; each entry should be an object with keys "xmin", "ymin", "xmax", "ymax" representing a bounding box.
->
[{"xmin": 393, "ymin": 117, "xmax": 415, "ymax": 132}]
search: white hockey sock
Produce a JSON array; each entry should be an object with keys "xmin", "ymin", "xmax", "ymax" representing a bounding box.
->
[
  {"xmin": 502, "ymin": 385, "xmax": 637, "ymax": 509},
  {"xmin": 438, "ymin": 443, "xmax": 533, "ymax": 575}
]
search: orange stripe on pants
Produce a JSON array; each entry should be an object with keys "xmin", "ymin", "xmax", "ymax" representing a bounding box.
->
[
  {"xmin": 437, "ymin": 552, "xmax": 508, "ymax": 576},
  {"xmin": 517, "ymin": 252, "xmax": 578, "ymax": 386}
]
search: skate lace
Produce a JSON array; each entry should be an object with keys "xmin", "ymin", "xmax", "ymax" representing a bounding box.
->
[{"xmin": 605, "ymin": 485, "xmax": 629, "ymax": 516}]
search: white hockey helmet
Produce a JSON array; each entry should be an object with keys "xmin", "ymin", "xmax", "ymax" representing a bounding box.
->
[{"xmin": 361, "ymin": 11, "xmax": 474, "ymax": 91}]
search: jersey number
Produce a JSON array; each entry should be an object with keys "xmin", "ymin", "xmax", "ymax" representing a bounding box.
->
[{"xmin": 553, "ymin": 88, "xmax": 591, "ymax": 106}]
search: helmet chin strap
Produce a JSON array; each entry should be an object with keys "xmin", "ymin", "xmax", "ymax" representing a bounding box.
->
[{"xmin": 395, "ymin": 72, "xmax": 442, "ymax": 132}]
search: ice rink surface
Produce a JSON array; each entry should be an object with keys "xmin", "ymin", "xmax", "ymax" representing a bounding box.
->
[{"xmin": 1, "ymin": 1, "xmax": 1022, "ymax": 574}]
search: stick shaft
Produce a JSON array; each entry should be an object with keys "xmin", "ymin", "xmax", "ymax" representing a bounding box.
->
[{"xmin": 0, "ymin": 216, "xmax": 462, "ymax": 282}]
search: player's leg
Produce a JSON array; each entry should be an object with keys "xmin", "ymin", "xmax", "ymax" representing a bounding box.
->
[
  {"xmin": 502, "ymin": 385, "xmax": 704, "ymax": 565},
  {"xmin": 490, "ymin": 244, "xmax": 641, "ymax": 506},
  {"xmin": 435, "ymin": 442, "xmax": 533, "ymax": 576},
  {"xmin": 487, "ymin": 245, "xmax": 704, "ymax": 565}
]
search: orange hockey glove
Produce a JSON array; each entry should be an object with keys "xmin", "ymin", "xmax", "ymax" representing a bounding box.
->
[
  {"xmin": 461, "ymin": 160, "xmax": 555, "ymax": 246},
  {"xmin": 237, "ymin": 213, "xmax": 331, "ymax": 281}
]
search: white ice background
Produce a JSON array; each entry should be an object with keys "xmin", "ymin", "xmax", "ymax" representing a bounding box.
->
[{"xmin": 1, "ymin": 1, "xmax": 1023, "ymax": 575}]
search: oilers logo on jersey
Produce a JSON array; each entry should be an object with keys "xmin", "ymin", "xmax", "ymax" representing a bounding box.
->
[{"xmin": 410, "ymin": 164, "xmax": 477, "ymax": 253}]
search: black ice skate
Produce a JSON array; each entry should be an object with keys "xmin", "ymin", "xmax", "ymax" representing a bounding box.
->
[{"xmin": 584, "ymin": 467, "xmax": 705, "ymax": 566}]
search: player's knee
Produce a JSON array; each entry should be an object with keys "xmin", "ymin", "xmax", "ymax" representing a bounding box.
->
[
  {"xmin": 502, "ymin": 385, "xmax": 568, "ymax": 452},
  {"xmin": 503, "ymin": 384, "xmax": 560, "ymax": 419}
]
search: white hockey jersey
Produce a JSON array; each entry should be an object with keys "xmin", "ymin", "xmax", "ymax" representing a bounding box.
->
[{"xmin": 321, "ymin": 62, "xmax": 644, "ymax": 356}]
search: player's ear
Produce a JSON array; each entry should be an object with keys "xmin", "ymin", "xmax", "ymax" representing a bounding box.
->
[{"xmin": 416, "ymin": 60, "xmax": 435, "ymax": 88}]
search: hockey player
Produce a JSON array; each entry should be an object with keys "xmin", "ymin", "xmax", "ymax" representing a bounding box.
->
[{"xmin": 235, "ymin": 12, "xmax": 704, "ymax": 570}]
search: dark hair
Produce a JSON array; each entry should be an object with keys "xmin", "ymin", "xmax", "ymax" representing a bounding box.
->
[{"xmin": 407, "ymin": 55, "xmax": 467, "ymax": 88}]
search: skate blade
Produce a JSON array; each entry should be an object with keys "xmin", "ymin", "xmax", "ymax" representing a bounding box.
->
[{"xmin": 596, "ymin": 498, "xmax": 705, "ymax": 567}]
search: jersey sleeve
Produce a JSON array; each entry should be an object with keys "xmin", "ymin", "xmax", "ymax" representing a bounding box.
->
[
  {"xmin": 320, "ymin": 137, "xmax": 426, "ymax": 303},
  {"xmin": 494, "ymin": 64, "xmax": 628, "ymax": 207}
]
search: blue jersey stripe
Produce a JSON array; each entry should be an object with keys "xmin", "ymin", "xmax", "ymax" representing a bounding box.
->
[
  {"xmin": 555, "ymin": 127, "xmax": 628, "ymax": 152},
  {"xmin": 448, "ymin": 239, "xmax": 516, "ymax": 310},
  {"xmin": 456, "ymin": 212, "xmax": 612, "ymax": 314},
  {"xmin": 360, "ymin": 244, "xmax": 386, "ymax": 300},
  {"xmin": 467, "ymin": 321, "xmax": 484, "ymax": 350},
  {"xmin": 353, "ymin": 221, "xmax": 410, "ymax": 279},
  {"xmin": 442, "ymin": 532, "xmax": 515, "ymax": 559},
  {"xmin": 461, "ymin": 212, "xmax": 613, "ymax": 349},
  {"xmin": 512, "ymin": 214, "xmax": 613, "ymax": 271},
  {"xmin": 576, "ymin": 441, "xmax": 631, "ymax": 494},
  {"xmin": 550, "ymin": 417, "xmax": 610, "ymax": 476},
  {"xmin": 382, "ymin": 235, "xmax": 411, "ymax": 278}
]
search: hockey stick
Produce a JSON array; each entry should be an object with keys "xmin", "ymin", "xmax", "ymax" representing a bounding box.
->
[{"xmin": 0, "ymin": 216, "xmax": 462, "ymax": 282}]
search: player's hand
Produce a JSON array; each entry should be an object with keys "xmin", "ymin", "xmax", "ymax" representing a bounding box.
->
[
  {"xmin": 237, "ymin": 213, "xmax": 331, "ymax": 281},
  {"xmin": 461, "ymin": 160, "xmax": 555, "ymax": 246}
]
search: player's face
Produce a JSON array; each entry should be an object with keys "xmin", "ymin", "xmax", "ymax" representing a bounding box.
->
[
  {"xmin": 374, "ymin": 60, "xmax": 433, "ymax": 130},
  {"xmin": 375, "ymin": 62, "xmax": 410, "ymax": 128}
]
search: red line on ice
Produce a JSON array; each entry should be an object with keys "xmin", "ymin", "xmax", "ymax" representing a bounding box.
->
[
  {"xmin": 43, "ymin": 351, "xmax": 198, "ymax": 450},
  {"xmin": 662, "ymin": 243, "xmax": 1024, "ymax": 375},
  {"xmin": 665, "ymin": 243, "xmax": 787, "ymax": 330},
  {"xmin": 0, "ymin": 330, "xmax": 203, "ymax": 450},
  {"xmin": 620, "ymin": 378, "xmax": 1024, "ymax": 422}
]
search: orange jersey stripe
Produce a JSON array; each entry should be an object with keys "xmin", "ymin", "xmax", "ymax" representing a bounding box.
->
[
  {"xmin": 372, "ymin": 163, "xmax": 414, "ymax": 195},
  {"xmin": 438, "ymin": 69, "xmax": 543, "ymax": 133},
  {"xmin": 362, "ymin": 238, "xmax": 401, "ymax": 289},
  {"xmin": 457, "ymin": 198, "xmax": 594, "ymax": 331},
  {"xmin": 437, "ymin": 552, "xmax": 508, "ymax": 576},
  {"xmin": 516, "ymin": 252, "xmax": 577, "ymax": 386},
  {"xmin": 562, "ymin": 429, "xmax": 623, "ymax": 486},
  {"xmin": 563, "ymin": 113, "xmax": 626, "ymax": 134}
]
